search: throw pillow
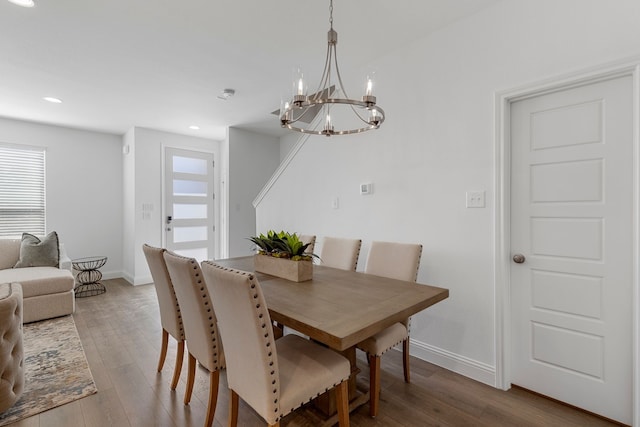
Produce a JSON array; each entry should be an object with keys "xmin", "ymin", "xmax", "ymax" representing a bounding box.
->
[{"xmin": 13, "ymin": 231, "xmax": 60, "ymax": 268}]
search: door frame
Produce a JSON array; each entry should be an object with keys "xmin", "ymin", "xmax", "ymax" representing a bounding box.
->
[
  {"xmin": 494, "ymin": 59, "xmax": 640, "ymax": 425},
  {"xmin": 161, "ymin": 144, "xmax": 220, "ymax": 260}
]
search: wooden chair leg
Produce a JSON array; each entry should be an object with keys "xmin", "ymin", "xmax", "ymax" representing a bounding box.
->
[
  {"xmin": 170, "ymin": 340, "xmax": 185, "ymax": 390},
  {"xmin": 402, "ymin": 338, "xmax": 410, "ymax": 383},
  {"xmin": 335, "ymin": 380, "xmax": 350, "ymax": 427},
  {"xmin": 369, "ymin": 354, "xmax": 381, "ymax": 417},
  {"xmin": 157, "ymin": 329, "xmax": 169, "ymax": 372},
  {"xmin": 228, "ymin": 389, "xmax": 239, "ymax": 427},
  {"xmin": 184, "ymin": 353, "xmax": 196, "ymax": 405},
  {"xmin": 204, "ymin": 370, "xmax": 219, "ymax": 427},
  {"xmin": 273, "ymin": 321, "xmax": 284, "ymax": 339}
]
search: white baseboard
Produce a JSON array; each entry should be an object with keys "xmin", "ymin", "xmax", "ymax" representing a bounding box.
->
[
  {"xmin": 101, "ymin": 270, "xmax": 121, "ymax": 281},
  {"xmin": 133, "ymin": 274, "xmax": 152, "ymax": 286},
  {"xmin": 409, "ymin": 338, "xmax": 496, "ymax": 387},
  {"xmin": 119, "ymin": 271, "xmax": 135, "ymax": 285},
  {"xmin": 93, "ymin": 270, "xmax": 150, "ymax": 286},
  {"xmin": 86, "ymin": 272, "xmax": 498, "ymax": 387}
]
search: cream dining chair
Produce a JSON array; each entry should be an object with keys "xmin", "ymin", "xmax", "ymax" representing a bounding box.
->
[
  {"xmin": 201, "ymin": 261, "xmax": 351, "ymax": 427},
  {"xmin": 357, "ymin": 241, "xmax": 423, "ymax": 417},
  {"xmin": 319, "ymin": 236, "xmax": 362, "ymax": 271},
  {"xmin": 163, "ymin": 251, "xmax": 225, "ymax": 427},
  {"xmin": 142, "ymin": 244, "xmax": 185, "ymax": 390}
]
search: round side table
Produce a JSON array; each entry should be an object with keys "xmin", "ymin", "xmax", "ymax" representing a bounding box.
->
[{"xmin": 72, "ymin": 256, "xmax": 107, "ymax": 298}]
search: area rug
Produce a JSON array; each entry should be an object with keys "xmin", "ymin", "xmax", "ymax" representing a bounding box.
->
[{"xmin": 0, "ymin": 315, "xmax": 97, "ymax": 426}]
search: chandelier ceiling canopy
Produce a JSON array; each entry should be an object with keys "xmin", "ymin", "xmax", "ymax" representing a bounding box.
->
[{"xmin": 279, "ymin": 0, "xmax": 385, "ymax": 137}]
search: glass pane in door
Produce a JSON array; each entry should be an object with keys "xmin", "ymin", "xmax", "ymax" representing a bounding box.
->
[
  {"xmin": 173, "ymin": 179, "xmax": 207, "ymax": 197},
  {"xmin": 173, "ymin": 156, "xmax": 207, "ymax": 175},
  {"xmin": 173, "ymin": 203, "xmax": 207, "ymax": 219},
  {"xmin": 174, "ymin": 226, "xmax": 208, "ymax": 243},
  {"xmin": 175, "ymin": 247, "xmax": 208, "ymax": 261}
]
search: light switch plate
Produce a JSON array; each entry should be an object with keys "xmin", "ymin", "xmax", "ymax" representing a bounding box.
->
[
  {"xmin": 360, "ymin": 183, "xmax": 372, "ymax": 195},
  {"xmin": 466, "ymin": 191, "xmax": 485, "ymax": 208}
]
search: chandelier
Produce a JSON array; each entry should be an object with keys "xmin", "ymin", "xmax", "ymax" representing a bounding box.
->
[{"xmin": 279, "ymin": 0, "xmax": 385, "ymax": 137}]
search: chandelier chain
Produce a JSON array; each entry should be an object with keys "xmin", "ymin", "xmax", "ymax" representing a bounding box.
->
[{"xmin": 329, "ymin": 0, "xmax": 333, "ymax": 29}]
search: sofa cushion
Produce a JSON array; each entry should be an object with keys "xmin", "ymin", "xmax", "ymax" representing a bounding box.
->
[
  {"xmin": 23, "ymin": 291, "xmax": 74, "ymax": 324},
  {"xmin": 0, "ymin": 239, "xmax": 20, "ymax": 270},
  {"xmin": 0, "ymin": 267, "xmax": 74, "ymax": 298},
  {"xmin": 14, "ymin": 232, "xmax": 59, "ymax": 268}
]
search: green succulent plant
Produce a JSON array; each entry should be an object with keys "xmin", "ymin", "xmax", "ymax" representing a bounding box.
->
[{"xmin": 249, "ymin": 230, "xmax": 317, "ymax": 261}]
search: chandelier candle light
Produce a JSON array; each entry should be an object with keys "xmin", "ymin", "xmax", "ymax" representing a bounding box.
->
[{"xmin": 280, "ymin": 0, "xmax": 385, "ymax": 136}]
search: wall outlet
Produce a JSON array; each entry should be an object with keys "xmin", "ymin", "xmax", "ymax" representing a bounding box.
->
[{"xmin": 466, "ymin": 191, "xmax": 485, "ymax": 208}]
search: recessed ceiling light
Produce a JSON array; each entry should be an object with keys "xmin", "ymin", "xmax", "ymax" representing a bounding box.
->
[
  {"xmin": 8, "ymin": 0, "xmax": 35, "ymax": 7},
  {"xmin": 43, "ymin": 97, "xmax": 62, "ymax": 104},
  {"xmin": 189, "ymin": 125, "xmax": 200, "ymax": 130}
]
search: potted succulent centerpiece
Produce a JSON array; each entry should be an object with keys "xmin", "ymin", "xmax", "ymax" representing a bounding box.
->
[{"xmin": 249, "ymin": 231, "xmax": 316, "ymax": 282}]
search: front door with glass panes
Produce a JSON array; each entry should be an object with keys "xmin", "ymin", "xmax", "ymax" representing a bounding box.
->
[{"xmin": 164, "ymin": 147, "xmax": 214, "ymax": 262}]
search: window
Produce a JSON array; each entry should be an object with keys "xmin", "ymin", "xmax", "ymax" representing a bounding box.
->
[{"xmin": 0, "ymin": 143, "xmax": 45, "ymax": 238}]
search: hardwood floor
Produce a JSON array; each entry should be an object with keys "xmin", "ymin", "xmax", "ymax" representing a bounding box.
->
[{"xmin": 8, "ymin": 278, "xmax": 621, "ymax": 427}]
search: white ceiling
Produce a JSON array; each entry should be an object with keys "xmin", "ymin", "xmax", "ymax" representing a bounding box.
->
[{"xmin": 0, "ymin": 0, "xmax": 499, "ymax": 140}]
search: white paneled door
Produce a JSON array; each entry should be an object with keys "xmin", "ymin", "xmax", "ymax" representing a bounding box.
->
[
  {"xmin": 164, "ymin": 147, "xmax": 215, "ymax": 262},
  {"xmin": 510, "ymin": 75, "xmax": 633, "ymax": 424}
]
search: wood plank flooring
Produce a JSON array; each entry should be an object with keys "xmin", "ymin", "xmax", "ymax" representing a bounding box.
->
[{"xmin": 7, "ymin": 278, "xmax": 622, "ymax": 426}]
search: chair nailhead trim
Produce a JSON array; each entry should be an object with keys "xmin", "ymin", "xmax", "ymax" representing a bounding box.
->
[
  {"xmin": 205, "ymin": 262, "xmax": 280, "ymax": 416},
  {"xmin": 169, "ymin": 255, "xmax": 224, "ymax": 370}
]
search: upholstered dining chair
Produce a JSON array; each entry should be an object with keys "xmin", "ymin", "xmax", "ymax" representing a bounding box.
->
[
  {"xmin": 163, "ymin": 251, "xmax": 225, "ymax": 427},
  {"xmin": 142, "ymin": 244, "xmax": 185, "ymax": 390},
  {"xmin": 357, "ymin": 241, "xmax": 423, "ymax": 417},
  {"xmin": 319, "ymin": 236, "xmax": 362, "ymax": 271},
  {"xmin": 0, "ymin": 282, "xmax": 24, "ymax": 414},
  {"xmin": 201, "ymin": 261, "xmax": 351, "ymax": 427}
]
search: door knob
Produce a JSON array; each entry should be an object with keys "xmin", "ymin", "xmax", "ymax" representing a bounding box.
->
[{"xmin": 513, "ymin": 253, "xmax": 526, "ymax": 264}]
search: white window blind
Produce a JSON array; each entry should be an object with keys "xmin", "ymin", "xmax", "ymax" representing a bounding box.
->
[{"xmin": 0, "ymin": 144, "xmax": 46, "ymax": 238}]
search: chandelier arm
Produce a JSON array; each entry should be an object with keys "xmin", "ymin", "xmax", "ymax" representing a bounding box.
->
[
  {"xmin": 314, "ymin": 44, "xmax": 335, "ymax": 102},
  {"xmin": 332, "ymin": 45, "xmax": 380, "ymax": 125},
  {"xmin": 349, "ymin": 103, "xmax": 376, "ymax": 125},
  {"xmin": 331, "ymin": 43, "xmax": 351, "ymax": 100},
  {"xmin": 312, "ymin": 43, "xmax": 333, "ymax": 102}
]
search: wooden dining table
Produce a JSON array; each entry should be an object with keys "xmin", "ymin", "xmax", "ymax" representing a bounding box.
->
[{"xmin": 214, "ymin": 256, "xmax": 449, "ymax": 420}]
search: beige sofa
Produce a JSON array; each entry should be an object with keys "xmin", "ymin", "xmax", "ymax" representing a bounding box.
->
[{"xmin": 0, "ymin": 239, "xmax": 75, "ymax": 323}]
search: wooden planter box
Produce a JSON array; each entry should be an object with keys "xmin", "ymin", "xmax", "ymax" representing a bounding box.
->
[{"xmin": 254, "ymin": 254, "xmax": 313, "ymax": 282}]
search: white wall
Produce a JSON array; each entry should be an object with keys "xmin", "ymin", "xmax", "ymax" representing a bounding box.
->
[
  {"xmin": 0, "ymin": 117, "xmax": 123, "ymax": 278},
  {"xmin": 257, "ymin": 0, "xmax": 640, "ymax": 385},
  {"xmin": 279, "ymin": 132, "xmax": 299, "ymax": 162},
  {"xmin": 227, "ymin": 127, "xmax": 280, "ymax": 257},
  {"xmin": 121, "ymin": 127, "xmax": 220, "ymax": 284}
]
